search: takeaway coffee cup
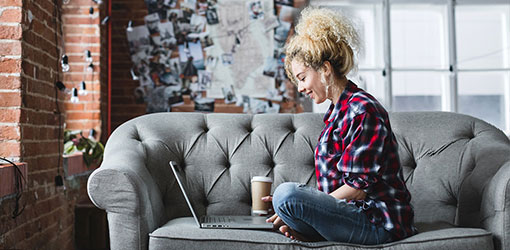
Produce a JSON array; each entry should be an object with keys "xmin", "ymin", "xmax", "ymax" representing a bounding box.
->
[{"xmin": 251, "ymin": 176, "xmax": 273, "ymax": 215}]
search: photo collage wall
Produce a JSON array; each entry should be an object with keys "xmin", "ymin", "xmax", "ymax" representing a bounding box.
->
[{"xmin": 127, "ymin": 0, "xmax": 299, "ymax": 113}]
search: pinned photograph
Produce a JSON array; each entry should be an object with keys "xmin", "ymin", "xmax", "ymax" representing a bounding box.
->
[
  {"xmin": 206, "ymin": 4, "xmax": 219, "ymax": 25},
  {"xmin": 164, "ymin": 85, "xmax": 184, "ymax": 107},
  {"xmin": 159, "ymin": 65, "xmax": 181, "ymax": 86},
  {"xmin": 189, "ymin": 82, "xmax": 203, "ymax": 100},
  {"xmin": 168, "ymin": 9, "xmax": 183, "ymax": 22},
  {"xmin": 146, "ymin": 85, "xmax": 169, "ymax": 113},
  {"xmin": 178, "ymin": 41, "xmax": 205, "ymax": 69},
  {"xmin": 144, "ymin": 0, "xmax": 160, "ymax": 14},
  {"xmin": 198, "ymin": 70, "xmax": 212, "ymax": 90},
  {"xmin": 262, "ymin": 15, "xmax": 279, "ymax": 32},
  {"xmin": 194, "ymin": 98, "xmax": 215, "ymax": 112},
  {"xmin": 197, "ymin": 1, "xmax": 208, "ymax": 15},
  {"xmin": 205, "ymin": 56, "xmax": 218, "ymax": 70},
  {"xmin": 126, "ymin": 25, "xmax": 151, "ymax": 55},
  {"xmin": 221, "ymin": 53, "xmax": 233, "ymax": 65},
  {"xmin": 265, "ymin": 100, "xmax": 280, "ymax": 113},
  {"xmin": 163, "ymin": 0, "xmax": 177, "ymax": 8},
  {"xmin": 168, "ymin": 57, "xmax": 181, "ymax": 75},
  {"xmin": 222, "ymin": 85, "xmax": 237, "ymax": 104},
  {"xmin": 266, "ymin": 88, "xmax": 283, "ymax": 102},
  {"xmin": 262, "ymin": 56, "xmax": 278, "ymax": 77},
  {"xmin": 158, "ymin": 22, "xmax": 177, "ymax": 49},
  {"xmin": 278, "ymin": 5, "xmax": 298, "ymax": 23},
  {"xmin": 144, "ymin": 13, "xmax": 161, "ymax": 34},
  {"xmin": 248, "ymin": 0, "xmax": 264, "ymax": 20},
  {"xmin": 134, "ymin": 86, "xmax": 147, "ymax": 104},
  {"xmin": 180, "ymin": 1, "xmax": 196, "ymax": 11},
  {"xmin": 201, "ymin": 35, "xmax": 215, "ymax": 50},
  {"xmin": 190, "ymin": 14, "xmax": 207, "ymax": 34},
  {"xmin": 139, "ymin": 73, "xmax": 154, "ymax": 87},
  {"xmin": 274, "ymin": 20, "xmax": 291, "ymax": 47},
  {"xmin": 275, "ymin": 0, "xmax": 293, "ymax": 6}
]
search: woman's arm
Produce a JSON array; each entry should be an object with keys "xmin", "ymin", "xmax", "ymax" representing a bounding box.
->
[{"xmin": 329, "ymin": 184, "xmax": 366, "ymax": 201}]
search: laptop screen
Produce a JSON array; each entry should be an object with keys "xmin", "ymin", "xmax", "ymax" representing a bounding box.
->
[{"xmin": 169, "ymin": 161, "xmax": 202, "ymax": 227}]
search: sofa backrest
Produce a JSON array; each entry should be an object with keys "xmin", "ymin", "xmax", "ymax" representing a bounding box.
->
[
  {"xmin": 390, "ymin": 112, "xmax": 510, "ymax": 227},
  {"xmin": 112, "ymin": 111, "xmax": 510, "ymax": 228}
]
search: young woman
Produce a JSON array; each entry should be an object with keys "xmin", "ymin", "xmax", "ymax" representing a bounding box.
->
[{"xmin": 263, "ymin": 7, "xmax": 416, "ymax": 244}]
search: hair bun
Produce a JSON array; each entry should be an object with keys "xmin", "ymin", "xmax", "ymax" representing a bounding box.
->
[{"xmin": 295, "ymin": 7, "xmax": 360, "ymax": 53}]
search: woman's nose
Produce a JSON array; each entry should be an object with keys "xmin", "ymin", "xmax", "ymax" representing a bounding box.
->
[{"xmin": 297, "ymin": 83, "xmax": 305, "ymax": 93}]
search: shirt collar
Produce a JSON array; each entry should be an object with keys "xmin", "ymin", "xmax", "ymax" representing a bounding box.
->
[{"xmin": 323, "ymin": 80, "xmax": 358, "ymax": 125}]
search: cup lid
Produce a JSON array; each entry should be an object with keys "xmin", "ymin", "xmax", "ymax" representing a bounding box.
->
[{"xmin": 251, "ymin": 176, "xmax": 272, "ymax": 183}]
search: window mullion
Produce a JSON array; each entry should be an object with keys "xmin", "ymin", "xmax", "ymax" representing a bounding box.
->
[
  {"xmin": 383, "ymin": 0, "xmax": 393, "ymax": 111},
  {"xmin": 446, "ymin": 0, "xmax": 459, "ymax": 112}
]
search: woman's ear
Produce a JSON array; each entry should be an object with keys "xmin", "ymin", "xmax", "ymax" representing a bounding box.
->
[{"xmin": 322, "ymin": 61, "xmax": 332, "ymax": 77}]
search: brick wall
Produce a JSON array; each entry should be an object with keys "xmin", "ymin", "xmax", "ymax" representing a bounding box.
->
[
  {"xmin": 62, "ymin": 0, "xmax": 104, "ymax": 138},
  {"xmin": 0, "ymin": 0, "xmax": 105, "ymax": 249},
  {"xmin": 110, "ymin": 0, "xmax": 147, "ymax": 130},
  {"xmin": 0, "ymin": 0, "xmax": 22, "ymax": 161}
]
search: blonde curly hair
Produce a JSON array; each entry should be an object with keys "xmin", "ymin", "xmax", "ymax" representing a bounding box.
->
[{"xmin": 284, "ymin": 7, "xmax": 361, "ymax": 86}]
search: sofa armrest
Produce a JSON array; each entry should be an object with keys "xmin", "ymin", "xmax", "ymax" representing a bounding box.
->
[
  {"xmin": 87, "ymin": 139, "xmax": 166, "ymax": 250},
  {"xmin": 481, "ymin": 161, "xmax": 510, "ymax": 250}
]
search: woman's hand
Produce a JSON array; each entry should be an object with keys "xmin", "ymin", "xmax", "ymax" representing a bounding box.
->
[{"xmin": 261, "ymin": 195, "xmax": 274, "ymax": 215}]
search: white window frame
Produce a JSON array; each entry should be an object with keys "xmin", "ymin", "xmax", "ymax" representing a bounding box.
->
[{"xmin": 311, "ymin": 0, "xmax": 510, "ymax": 135}]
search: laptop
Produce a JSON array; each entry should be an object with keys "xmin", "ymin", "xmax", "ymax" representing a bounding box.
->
[{"xmin": 169, "ymin": 161, "xmax": 274, "ymax": 229}]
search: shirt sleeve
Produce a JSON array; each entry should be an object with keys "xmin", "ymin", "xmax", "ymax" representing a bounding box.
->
[{"xmin": 336, "ymin": 112, "xmax": 388, "ymax": 193}]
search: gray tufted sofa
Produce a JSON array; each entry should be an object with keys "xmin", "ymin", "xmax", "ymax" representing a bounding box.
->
[{"xmin": 87, "ymin": 111, "xmax": 510, "ymax": 250}]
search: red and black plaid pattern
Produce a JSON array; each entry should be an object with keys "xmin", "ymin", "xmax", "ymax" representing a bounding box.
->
[{"xmin": 315, "ymin": 81, "xmax": 417, "ymax": 240}]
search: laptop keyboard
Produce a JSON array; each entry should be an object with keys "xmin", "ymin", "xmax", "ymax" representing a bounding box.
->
[{"xmin": 203, "ymin": 216, "xmax": 235, "ymax": 224}]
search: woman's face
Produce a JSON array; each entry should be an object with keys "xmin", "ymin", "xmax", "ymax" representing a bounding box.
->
[{"xmin": 291, "ymin": 60, "xmax": 328, "ymax": 104}]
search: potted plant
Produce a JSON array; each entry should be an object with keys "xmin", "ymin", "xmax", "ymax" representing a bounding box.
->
[{"xmin": 64, "ymin": 130, "xmax": 104, "ymax": 167}]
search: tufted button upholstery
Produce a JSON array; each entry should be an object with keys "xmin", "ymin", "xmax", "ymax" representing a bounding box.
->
[
  {"xmin": 390, "ymin": 112, "xmax": 510, "ymax": 227},
  {"xmin": 119, "ymin": 111, "xmax": 510, "ymax": 227},
  {"xmin": 89, "ymin": 111, "xmax": 510, "ymax": 250}
]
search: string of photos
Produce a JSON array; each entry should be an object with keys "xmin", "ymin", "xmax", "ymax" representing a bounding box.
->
[{"xmin": 128, "ymin": 0, "xmax": 298, "ymax": 113}]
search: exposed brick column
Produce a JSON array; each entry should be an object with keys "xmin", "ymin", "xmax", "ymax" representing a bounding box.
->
[
  {"xmin": 62, "ymin": 1, "xmax": 102, "ymax": 137},
  {"xmin": 0, "ymin": 0, "xmax": 22, "ymax": 161},
  {"xmin": 1, "ymin": 0, "xmax": 106, "ymax": 249}
]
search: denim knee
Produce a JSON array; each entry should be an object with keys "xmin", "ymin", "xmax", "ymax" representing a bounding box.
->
[{"xmin": 273, "ymin": 182, "xmax": 300, "ymax": 209}]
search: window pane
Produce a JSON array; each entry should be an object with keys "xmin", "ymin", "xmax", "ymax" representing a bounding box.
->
[
  {"xmin": 392, "ymin": 72, "xmax": 446, "ymax": 111},
  {"xmin": 391, "ymin": 3, "xmax": 449, "ymax": 69},
  {"xmin": 456, "ymin": 5, "xmax": 510, "ymax": 69},
  {"xmin": 313, "ymin": 1, "xmax": 384, "ymax": 69},
  {"xmin": 350, "ymin": 71, "xmax": 386, "ymax": 106},
  {"xmin": 458, "ymin": 72, "xmax": 508, "ymax": 131}
]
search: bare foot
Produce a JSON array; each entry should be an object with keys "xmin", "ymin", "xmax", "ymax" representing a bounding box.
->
[{"xmin": 279, "ymin": 225, "xmax": 313, "ymax": 242}]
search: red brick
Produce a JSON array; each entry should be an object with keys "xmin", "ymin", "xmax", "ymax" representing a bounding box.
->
[
  {"xmin": 0, "ymin": 0, "xmax": 22, "ymax": 6},
  {"xmin": 65, "ymin": 44, "xmax": 100, "ymax": 54},
  {"xmin": 0, "ymin": 58, "xmax": 21, "ymax": 73},
  {"xmin": 65, "ymin": 111, "xmax": 100, "ymax": 120},
  {"xmin": 64, "ymin": 36, "xmax": 100, "ymax": 44},
  {"xmin": 0, "ymin": 141, "xmax": 20, "ymax": 157},
  {"xmin": 0, "ymin": 40, "xmax": 21, "ymax": 55},
  {"xmin": 0, "ymin": 108, "xmax": 20, "ymax": 123},
  {"xmin": 0, "ymin": 162, "xmax": 26, "ymax": 198},
  {"xmin": 0, "ymin": 7, "xmax": 21, "ymax": 22},
  {"xmin": 0, "ymin": 24, "xmax": 21, "ymax": 39},
  {"xmin": 0, "ymin": 75, "xmax": 21, "ymax": 89},
  {"xmin": 63, "ymin": 16, "xmax": 100, "ymax": 25},
  {"xmin": 0, "ymin": 92, "xmax": 21, "ymax": 107},
  {"xmin": 63, "ymin": 26, "xmax": 97, "ymax": 35},
  {"xmin": 0, "ymin": 125, "xmax": 20, "ymax": 140}
]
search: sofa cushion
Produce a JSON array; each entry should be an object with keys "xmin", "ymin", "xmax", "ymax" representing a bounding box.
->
[{"xmin": 148, "ymin": 217, "xmax": 493, "ymax": 250}]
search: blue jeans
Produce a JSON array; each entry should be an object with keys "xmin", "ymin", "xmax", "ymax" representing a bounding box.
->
[{"xmin": 272, "ymin": 182, "xmax": 391, "ymax": 245}]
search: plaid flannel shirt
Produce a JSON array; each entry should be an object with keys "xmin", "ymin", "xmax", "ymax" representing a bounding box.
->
[{"xmin": 315, "ymin": 81, "xmax": 416, "ymax": 240}]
